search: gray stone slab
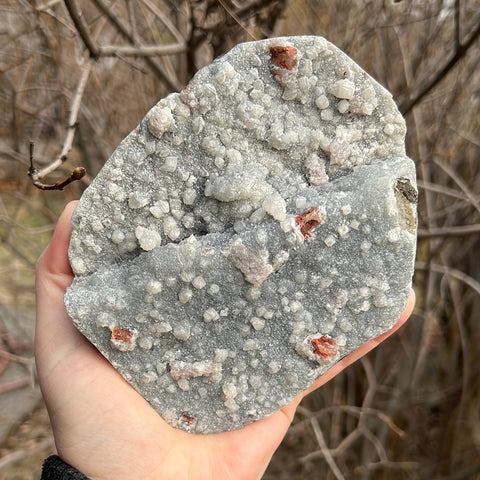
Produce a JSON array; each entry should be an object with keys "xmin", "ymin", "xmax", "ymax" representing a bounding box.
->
[{"xmin": 66, "ymin": 36, "xmax": 417, "ymax": 433}]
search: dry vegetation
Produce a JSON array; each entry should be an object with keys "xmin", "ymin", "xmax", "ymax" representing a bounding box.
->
[{"xmin": 0, "ymin": 0, "xmax": 479, "ymax": 478}]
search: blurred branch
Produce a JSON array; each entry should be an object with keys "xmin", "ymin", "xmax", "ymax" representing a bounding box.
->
[
  {"xmin": 0, "ymin": 437, "xmax": 54, "ymax": 471},
  {"xmin": 415, "ymin": 262, "xmax": 480, "ymax": 297},
  {"xmin": 434, "ymin": 156, "xmax": 480, "ymax": 214},
  {"xmin": 139, "ymin": 0, "xmax": 186, "ymax": 45},
  {"xmin": 64, "ymin": 0, "xmax": 187, "ymax": 59},
  {"xmin": 0, "ymin": 215, "xmax": 55, "ymax": 234},
  {"xmin": 35, "ymin": 0, "xmax": 62, "ymax": 10},
  {"xmin": 0, "ymin": 350, "xmax": 35, "ymax": 366},
  {"xmin": 216, "ymin": 0, "xmax": 259, "ymax": 40},
  {"xmin": 90, "ymin": 0, "xmax": 182, "ymax": 91},
  {"xmin": 29, "ymin": 58, "xmax": 91, "ymax": 182},
  {"xmin": 28, "ymin": 144, "xmax": 86, "ymax": 191},
  {"xmin": 0, "ymin": 376, "xmax": 32, "ymax": 395},
  {"xmin": 400, "ymin": 18, "xmax": 480, "ymax": 114},
  {"xmin": 64, "ymin": 0, "xmax": 99, "ymax": 57},
  {"xmin": 208, "ymin": 0, "xmax": 284, "ymax": 33},
  {"xmin": 293, "ymin": 405, "xmax": 405, "ymax": 438},
  {"xmin": 309, "ymin": 416, "xmax": 347, "ymax": 480},
  {"xmin": 417, "ymin": 179, "xmax": 468, "ymax": 201},
  {"xmin": 418, "ymin": 224, "xmax": 480, "ymax": 238},
  {"xmin": 454, "ymin": 0, "xmax": 461, "ymax": 50},
  {"xmin": 97, "ymin": 43, "xmax": 187, "ymax": 57}
]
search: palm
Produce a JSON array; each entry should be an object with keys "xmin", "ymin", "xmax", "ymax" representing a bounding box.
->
[{"xmin": 35, "ymin": 202, "xmax": 414, "ymax": 480}]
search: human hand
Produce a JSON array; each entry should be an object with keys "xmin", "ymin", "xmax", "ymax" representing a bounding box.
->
[{"xmin": 35, "ymin": 202, "xmax": 415, "ymax": 480}]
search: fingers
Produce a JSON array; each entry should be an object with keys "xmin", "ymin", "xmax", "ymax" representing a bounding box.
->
[
  {"xmin": 35, "ymin": 200, "xmax": 92, "ymax": 376},
  {"xmin": 35, "ymin": 201, "xmax": 78, "ymax": 341}
]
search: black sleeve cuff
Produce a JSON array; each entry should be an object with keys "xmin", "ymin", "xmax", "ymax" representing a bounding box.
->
[{"xmin": 41, "ymin": 455, "xmax": 91, "ymax": 480}]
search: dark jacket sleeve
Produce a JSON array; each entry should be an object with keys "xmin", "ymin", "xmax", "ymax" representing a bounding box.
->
[{"xmin": 41, "ymin": 455, "xmax": 91, "ymax": 480}]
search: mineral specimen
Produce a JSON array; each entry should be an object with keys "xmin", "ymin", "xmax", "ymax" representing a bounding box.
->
[{"xmin": 65, "ymin": 36, "xmax": 417, "ymax": 433}]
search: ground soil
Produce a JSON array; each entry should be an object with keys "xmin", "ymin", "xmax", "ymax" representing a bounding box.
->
[{"xmin": 0, "ymin": 402, "xmax": 55, "ymax": 480}]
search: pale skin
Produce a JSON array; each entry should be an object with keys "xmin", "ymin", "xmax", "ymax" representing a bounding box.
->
[{"xmin": 35, "ymin": 201, "xmax": 415, "ymax": 480}]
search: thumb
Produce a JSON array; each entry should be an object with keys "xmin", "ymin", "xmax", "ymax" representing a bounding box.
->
[
  {"xmin": 36, "ymin": 201, "xmax": 78, "ymax": 279},
  {"xmin": 35, "ymin": 200, "xmax": 93, "ymax": 374}
]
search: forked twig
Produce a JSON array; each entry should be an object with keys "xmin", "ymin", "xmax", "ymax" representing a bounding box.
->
[
  {"xmin": 27, "ymin": 59, "xmax": 91, "ymax": 190},
  {"xmin": 309, "ymin": 416, "xmax": 347, "ymax": 480},
  {"xmin": 400, "ymin": 18, "xmax": 480, "ymax": 114},
  {"xmin": 28, "ymin": 142, "xmax": 86, "ymax": 191}
]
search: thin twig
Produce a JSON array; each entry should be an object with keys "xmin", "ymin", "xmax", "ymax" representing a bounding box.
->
[
  {"xmin": 35, "ymin": 0, "xmax": 62, "ymax": 11},
  {"xmin": 64, "ymin": 0, "xmax": 99, "ymax": 57},
  {"xmin": 416, "ymin": 179, "xmax": 467, "ymax": 201},
  {"xmin": 0, "ymin": 350, "xmax": 35, "ymax": 366},
  {"xmin": 28, "ymin": 142, "xmax": 86, "ymax": 191},
  {"xmin": 36, "ymin": 59, "xmax": 91, "ymax": 178},
  {"xmin": 362, "ymin": 460, "xmax": 419, "ymax": 472},
  {"xmin": 362, "ymin": 427, "xmax": 388, "ymax": 463},
  {"xmin": 97, "ymin": 43, "xmax": 186, "ymax": 57},
  {"xmin": 0, "ymin": 216, "xmax": 55, "ymax": 234},
  {"xmin": 0, "ymin": 437, "xmax": 55, "ymax": 471},
  {"xmin": 27, "ymin": 58, "xmax": 91, "ymax": 192},
  {"xmin": 139, "ymin": 0, "xmax": 186, "ymax": 45},
  {"xmin": 418, "ymin": 224, "xmax": 480, "ymax": 238},
  {"xmin": 216, "ymin": 0, "xmax": 259, "ymax": 41},
  {"xmin": 358, "ymin": 357, "xmax": 376, "ymax": 427},
  {"xmin": 309, "ymin": 416, "xmax": 347, "ymax": 480},
  {"xmin": 91, "ymin": 0, "xmax": 181, "ymax": 91},
  {"xmin": 400, "ymin": 18, "xmax": 480, "ymax": 114},
  {"xmin": 0, "ymin": 377, "xmax": 32, "ymax": 395},
  {"xmin": 433, "ymin": 156, "xmax": 480, "ymax": 215},
  {"xmin": 415, "ymin": 261, "xmax": 480, "ymax": 297},
  {"xmin": 291, "ymin": 405, "xmax": 406, "ymax": 438},
  {"xmin": 454, "ymin": 0, "xmax": 461, "ymax": 49}
]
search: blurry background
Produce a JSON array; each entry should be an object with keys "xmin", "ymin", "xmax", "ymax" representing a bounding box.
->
[{"xmin": 0, "ymin": 1, "xmax": 479, "ymax": 478}]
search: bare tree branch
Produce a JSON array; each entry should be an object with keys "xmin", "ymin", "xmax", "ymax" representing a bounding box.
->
[
  {"xmin": 434, "ymin": 156, "xmax": 480, "ymax": 214},
  {"xmin": 139, "ymin": 0, "xmax": 187, "ymax": 46},
  {"xmin": 216, "ymin": 0, "xmax": 259, "ymax": 40},
  {"xmin": 0, "ymin": 376, "xmax": 32, "ymax": 395},
  {"xmin": 416, "ymin": 179, "xmax": 468, "ymax": 201},
  {"xmin": 91, "ymin": 0, "xmax": 182, "ymax": 91},
  {"xmin": 454, "ymin": 0, "xmax": 461, "ymax": 49},
  {"xmin": 35, "ymin": 0, "xmax": 62, "ymax": 11},
  {"xmin": 64, "ymin": 0, "xmax": 99, "ymax": 57},
  {"xmin": 27, "ymin": 57, "xmax": 91, "ymax": 191},
  {"xmin": 309, "ymin": 416, "xmax": 347, "ymax": 480},
  {"xmin": 28, "ymin": 143, "xmax": 86, "ymax": 190},
  {"xmin": 415, "ymin": 262, "xmax": 480, "ymax": 297},
  {"xmin": 97, "ymin": 43, "xmax": 187, "ymax": 57},
  {"xmin": 400, "ymin": 18, "xmax": 480, "ymax": 114},
  {"xmin": 418, "ymin": 224, "xmax": 480, "ymax": 238}
]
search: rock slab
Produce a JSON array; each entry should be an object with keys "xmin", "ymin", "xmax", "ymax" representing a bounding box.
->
[{"xmin": 65, "ymin": 36, "xmax": 417, "ymax": 433}]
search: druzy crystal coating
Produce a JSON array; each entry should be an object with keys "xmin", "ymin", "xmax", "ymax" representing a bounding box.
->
[{"xmin": 65, "ymin": 36, "xmax": 417, "ymax": 433}]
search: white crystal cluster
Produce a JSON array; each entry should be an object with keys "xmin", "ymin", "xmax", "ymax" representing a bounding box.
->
[{"xmin": 65, "ymin": 36, "xmax": 417, "ymax": 433}]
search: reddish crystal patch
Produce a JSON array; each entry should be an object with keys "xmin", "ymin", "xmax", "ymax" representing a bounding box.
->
[
  {"xmin": 295, "ymin": 207, "xmax": 326, "ymax": 239},
  {"xmin": 180, "ymin": 413, "xmax": 195, "ymax": 425},
  {"xmin": 311, "ymin": 336, "xmax": 337, "ymax": 359},
  {"xmin": 270, "ymin": 46, "xmax": 299, "ymax": 71},
  {"xmin": 111, "ymin": 326, "xmax": 133, "ymax": 343}
]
